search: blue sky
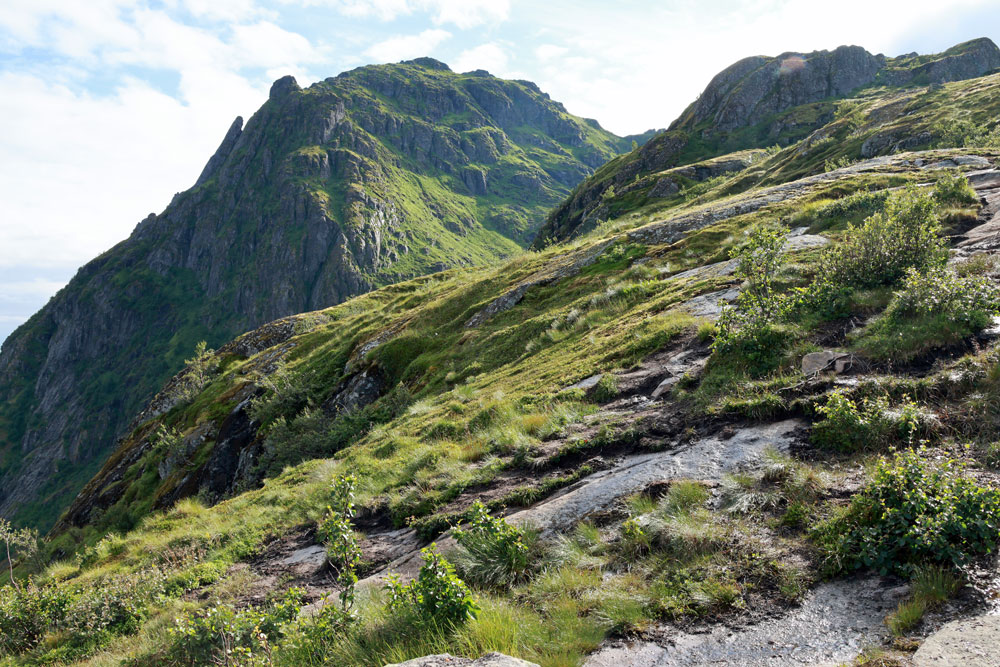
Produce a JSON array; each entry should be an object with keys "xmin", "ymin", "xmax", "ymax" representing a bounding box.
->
[{"xmin": 2, "ymin": 0, "xmax": 1000, "ymax": 344}]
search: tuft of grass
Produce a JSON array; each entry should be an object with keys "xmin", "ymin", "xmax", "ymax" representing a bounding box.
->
[{"xmin": 885, "ymin": 597, "xmax": 927, "ymax": 636}]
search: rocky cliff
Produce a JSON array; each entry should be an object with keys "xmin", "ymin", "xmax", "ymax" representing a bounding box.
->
[
  {"xmin": 535, "ymin": 38, "xmax": 1000, "ymax": 245},
  {"xmin": 0, "ymin": 58, "xmax": 630, "ymax": 531}
]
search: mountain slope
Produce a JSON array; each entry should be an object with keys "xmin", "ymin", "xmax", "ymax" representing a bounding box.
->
[
  {"xmin": 0, "ymin": 58, "xmax": 630, "ymax": 531},
  {"xmin": 6, "ymin": 38, "xmax": 1000, "ymax": 667},
  {"xmin": 35, "ymin": 144, "xmax": 1000, "ymax": 666},
  {"xmin": 534, "ymin": 37, "xmax": 1000, "ymax": 245}
]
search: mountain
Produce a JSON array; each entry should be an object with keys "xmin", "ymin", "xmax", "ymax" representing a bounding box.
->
[
  {"xmin": 8, "ymin": 37, "xmax": 1000, "ymax": 667},
  {"xmin": 534, "ymin": 37, "xmax": 1000, "ymax": 245},
  {"xmin": 0, "ymin": 58, "xmax": 632, "ymax": 531}
]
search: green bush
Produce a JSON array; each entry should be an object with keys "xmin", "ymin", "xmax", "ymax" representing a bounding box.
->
[
  {"xmin": 933, "ymin": 170, "xmax": 978, "ymax": 207},
  {"xmin": 452, "ymin": 501, "xmax": 535, "ymax": 589},
  {"xmin": 812, "ymin": 187, "xmax": 946, "ymax": 300},
  {"xmin": 715, "ymin": 225, "xmax": 789, "ymax": 354},
  {"xmin": 0, "ymin": 580, "xmax": 73, "ymax": 655},
  {"xmin": 816, "ymin": 447, "xmax": 1000, "ymax": 574},
  {"xmin": 933, "ymin": 117, "xmax": 1000, "ymax": 149},
  {"xmin": 811, "ymin": 390, "xmax": 922, "ymax": 452},
  {"xmin": 60, "ymin": 569, "xmax": 166, "ymax": 653},
  {"xmin": 854, "ymin": 267, "xmax": 1000, "ymax": 361},
  {"xmin": 712, "ymin": 225, "xmax": 795, "ymax": 377},
  {"xmin": 385, "ymin": 546, "xmax": 479, "ymax": 628},
  {"xmin": 169, "ymin": 588, "xmax": 303, "ymax": 665}
]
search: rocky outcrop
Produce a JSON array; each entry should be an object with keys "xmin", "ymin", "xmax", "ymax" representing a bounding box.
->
[
  {"xmin": 386, "ymin": 654, "xmax": 539, "ymax": 667},
  {"xmin": 686, "ymin": 45, "xmax": 885, "ymax": 131},
  {"xmin": 0, "ymin": 60, "xmax": 630, "ymax": 531},
  {"xmin": 913, "ymin": 614, "xmax": 1000, "ymax": 666},
  {"xmin": 882, "ymin": 37, "xmax": 1000, "ymax": 88},
  {"xmin": 536, "ymin": 38, "xmax": 1000, "ymax": 246}
]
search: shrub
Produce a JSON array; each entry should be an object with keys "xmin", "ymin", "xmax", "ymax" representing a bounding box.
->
[
  {"xmin": 0, "ymin": 580, "xmax": 73, "ymax": 654},
  {"xmin": 177, "ymin": 340, "xmax": 218, "ymax": 401},
  {"xmin": 933, "ymin": 117, "xmax": 1000, "ymax": 149},
  {"xmin": 824, "ymin": 155, "xmax": 854, "ymax": 172},
  {"xmin": 385, "ymin": 546, "xmax": 479, "ymax": 628},
  {"xmin": 816, "ymin": 447, "xmax": 1000, "ymax": 574},
  {"xmin": 60, "ymin": 570, "xmax": 167, "ymax": 654},
  {"xmin": 854, "ymin": 267, "xmax": 1000, "ymax": 361},
  {"xmin": 713, "ymin": 225, "xmax": 794, "ymax": 376},
  {"xmin": 933, "ymin": 170, "xmax": 978, "ymax": 207},
  {"xmin": 0, "ymin": 519, "xmax": 39, "ymax": 587},
  {"xmin": 169, "ymin": 588, "xmax": 303, "ymax": 666},
  {"xmin": 452, "ymin": 501, "xmax": 535, "ymax": 588},
  {"xmin": 811, "ymin": 187, "xmax": 946, "ymax": 308},
  {"xmin": 715, "ymin": 225, "xmax": 788, "ymax": 352},
  {"xmin": 812, "ymin": 390, "xmax": 922, "ymax": 452}
]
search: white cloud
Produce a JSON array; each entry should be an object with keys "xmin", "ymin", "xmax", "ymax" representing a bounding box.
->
[
  {"xmin": 282, "ymin": 0, "xmax": 508, "ymax": 28},
  {"xmin": 534, "ymin": 43, "xmax": 567, "ymax": 61},
  {"xmin": 519, "ymin": 0, "xmax": 998, "ymax": 135},
  {"xmin": 426, "ymin": 0, "xmax": 508, "ymax": 29},
  {"xmin": 363, "ymin": 28, "xmax": 450, "ymax": 62},
  {"xmin": 452, "ymin": 42, "xmax": 508, "ymax": 74}
]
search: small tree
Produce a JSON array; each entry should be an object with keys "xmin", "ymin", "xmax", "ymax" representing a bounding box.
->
[
  {"xmin": 0, "ymin": 519, "xmax": 39, "ymax": 592},
  {"xmin": 714, "ymin": 224, "xmax": 789, "ymax": 355},
  {"xmin": 180, "ymin": 340, "xmax": 217, "ymax": 401},
  {"xmin": 317, "ymin": 475, "xmax": 362, "ymax": 615}
]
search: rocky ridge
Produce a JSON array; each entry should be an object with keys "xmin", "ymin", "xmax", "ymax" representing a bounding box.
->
[
  {"xmin": 0, "ymin": 60, "xmax": 633, "ymax": 531},
  {"xmin": 536, "ymin": 38, "xmax": 1000, "ymax": 245}
]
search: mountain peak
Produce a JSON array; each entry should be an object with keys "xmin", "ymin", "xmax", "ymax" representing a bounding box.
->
[
  {"xmin": 402, "ymin": 56, "xmax": 451, "ymax": 71},
  {"xmin": 269, "ymin": 74, "xmax": 300, "ymax": 99}
]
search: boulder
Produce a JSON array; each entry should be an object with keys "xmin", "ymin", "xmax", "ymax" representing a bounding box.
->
[
  {"xmin": 913, "ymin": 614, "xmax": 1000, "ymax": 666},
  {"xmin": 385, "ymin": 653, "xmax": 539, "ymax": 667},
  {"xmin": 801, "ymin": 350, "xmax": 849, "ymax": 375}
]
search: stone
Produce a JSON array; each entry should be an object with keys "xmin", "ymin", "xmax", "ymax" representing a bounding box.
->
[
  {"xmin": 681, "ymin": 287, "xmax": 740, "ymax": 319},
  {"xmin": 913, "ymin": 614, "xmax": 1000, "ymax": 666},
  {"xmin": 670, "ymin": 259, "xmax": 738, "ymax": 281},
  {"xmin": 565, "ymin": 374, "xmax": 603, "ymax": 391},
  {"xmin": 801, "ymin": 350, "xmax": 848, "ymax": 375},
  {"xmin": 386, "ymin": 654, "xmax": 539, "ymax": 667}
]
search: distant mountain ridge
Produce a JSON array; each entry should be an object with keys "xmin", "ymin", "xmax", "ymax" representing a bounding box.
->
[
  {"xmin": 0, "ymin": 58, "xmax": 631, "ymax": 530},
  {"xmin": 535, "ymin": 37, "xmax": 1000, "ymax": 245}
]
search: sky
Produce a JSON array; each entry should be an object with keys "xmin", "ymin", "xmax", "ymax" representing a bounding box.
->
[{"xmin": 1, "ymin": 0, "xmax": 999, "ymax": 343}]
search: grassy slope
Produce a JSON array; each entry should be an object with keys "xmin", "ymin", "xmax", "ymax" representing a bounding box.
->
[{"xmin": 7, "ymin": 137, "xmax": 998, "ymax": 664}]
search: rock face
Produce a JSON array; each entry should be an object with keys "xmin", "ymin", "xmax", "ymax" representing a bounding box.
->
[
  {"xmin": 687, "ymin": 45, "xmax": 885, "ymax": 132},
  {"xmin": 913, "ymin": 614, "xmax": 1000, "ymax": 666},
  {"xmin": 535, "ymin": 38, "xmax": 1000, "ymax": 246},
  {"xmin": 386, "ymin": 654, "xmax": 539, "ymax": 667},
  {"xmin": 0, "ymin": 59, "xmax": 631, "ymax": 530},
  {"xmin": 585, "ymin": 577, "xmax": 908, "ymax": 667}
]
